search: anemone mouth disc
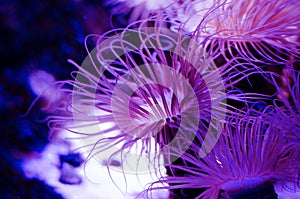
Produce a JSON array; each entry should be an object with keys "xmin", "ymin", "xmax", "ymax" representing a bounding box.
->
[
  {"xmin": 220, "ymin": 177, "xmax": 269, "ymax": 193},
  {"xmin": 127, "ymin": 83, "xmax": 182, "ymax": 138},
  {"xmin": 219, "ymin": 180, "xmax": 278, "ymax": 199}
]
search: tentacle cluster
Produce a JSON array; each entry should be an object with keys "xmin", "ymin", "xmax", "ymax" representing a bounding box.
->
[{"xmin": 272, "ymin": 67, "xmax": 300, "ymax": 142}]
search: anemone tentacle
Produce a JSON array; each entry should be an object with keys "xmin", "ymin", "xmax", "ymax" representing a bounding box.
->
[{"xmin": 271, "ymin": 67, "xmax": 300, "ymax": 142}]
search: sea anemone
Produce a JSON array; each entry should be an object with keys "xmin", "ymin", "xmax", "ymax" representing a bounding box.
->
[
  {"xmin": 48, "ymin": 18, "xmax": 260, "ymax": 179},
  {"xmin": 151, "ymin": 110, "xmax": 299, "ymax": 199},
  {"xmin": 169, "ymin": 0, "xmax": 300, "ymax": 65}
]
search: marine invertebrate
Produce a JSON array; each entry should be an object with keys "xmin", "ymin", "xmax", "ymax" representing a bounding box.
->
[
  {"xmin": 48, "ymin": 17, "xmax": 261, "ymax": 179},
  {"xmin": 151, "ymin": 110, "xmax": 299, "ymax": 199},
  {"xmin": 170, "ymin": 0, "xmax": 300, "ymax": 65}
]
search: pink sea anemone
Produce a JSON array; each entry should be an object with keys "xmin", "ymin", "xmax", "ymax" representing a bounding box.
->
[
  {"xmin": 151, "ymin": 110, "xmax": 299, "ymax": 199},
  {"xmin": 170, "ymin": 0, "xmax": 300, "ymax": 65}
]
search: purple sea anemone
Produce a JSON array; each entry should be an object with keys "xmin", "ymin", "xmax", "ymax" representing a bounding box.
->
[
  {"xmin": 151, "ymin": 110, "xmax": 299, "ymax": 199},
  {"xmin": 49, "ymin": 19, "xmax": 260, "ymax": 179}
]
